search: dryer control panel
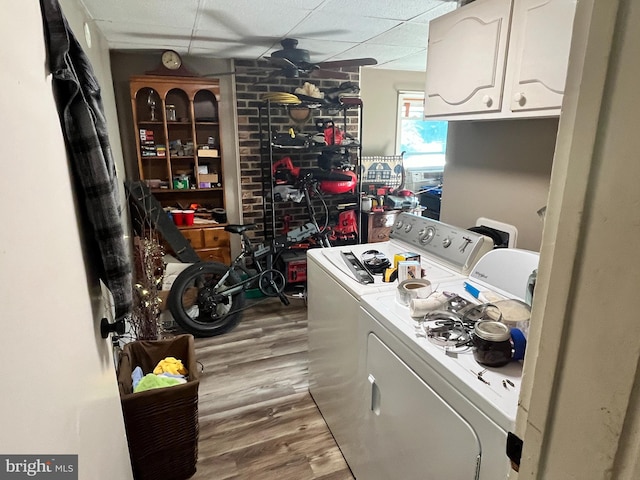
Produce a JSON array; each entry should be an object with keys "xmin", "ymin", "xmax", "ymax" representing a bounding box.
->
[{"xmin": 389, "ymin": 213, "xmax": 494, "ymax": 275}]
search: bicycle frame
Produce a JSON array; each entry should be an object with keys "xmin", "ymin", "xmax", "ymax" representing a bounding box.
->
[
  {"xmin": 213, "ymin": 230, "xmax": 286, "ymax": 298},
  {"xmin": 166, "ymin": 222, "xmax": 324, "ymax": 336}
]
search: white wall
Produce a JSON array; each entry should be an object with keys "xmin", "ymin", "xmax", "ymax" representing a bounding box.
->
[
  {"xmin": 517, "ymin": 0, "xmax": 640, "ymax": 477},
  {"xmin": 440, "ymin": 119, "xmax": 558, "ymax": 251},
  {"xmin": 0, "ymin": 2, "xmax": 132, "ymax": 477},
  {"xmin": 360, "ymin": 68, "xmax": 427, "ymax": 156}
]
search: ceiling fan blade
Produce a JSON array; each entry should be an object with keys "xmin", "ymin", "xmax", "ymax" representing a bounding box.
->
[
  {"xmin": 253, "ymin": 69, "xmax": 286, "ymax": 85},
  {"xmin": 267, "ymin": 56, "xmax": 298, "ymax": 69},
  {"xmin": 316, "ymin": 58, "xmax": 378, "ymax": 69},
  {"xmin": 201, "ymin": 71, "xmax": 237, "ymax": 77},
  {"xmin": 309, "ymin": 69, "xmax": 350, "ymax": 80}
]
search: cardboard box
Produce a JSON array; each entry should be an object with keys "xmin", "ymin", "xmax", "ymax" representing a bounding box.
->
[
  {"xmin": 198, "ymin": 148, "xmax": 219, "ymax": 157},
  {"xmin": 199, "ymin": 173, "xmax": 219, "ymax": 183}
]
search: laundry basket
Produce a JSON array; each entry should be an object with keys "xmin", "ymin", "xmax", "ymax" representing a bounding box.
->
[{"xmin": 117, "ymin": 334, "xmax": 200, "ymax": 480}]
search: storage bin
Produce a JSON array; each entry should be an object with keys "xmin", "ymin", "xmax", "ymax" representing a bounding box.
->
[{"xmin": 117, "ymin": 334, "xmax": 200, "ymax": 480}]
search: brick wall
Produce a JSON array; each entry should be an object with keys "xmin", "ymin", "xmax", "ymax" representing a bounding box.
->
[{"xmin": 234, "ymin": 59, "xmax": 361, "ymax": 243}]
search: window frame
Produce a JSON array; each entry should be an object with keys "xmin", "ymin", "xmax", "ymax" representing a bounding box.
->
[{"xmin": 396, "ymin": 90, "xmax": 448, "ymax": 170}]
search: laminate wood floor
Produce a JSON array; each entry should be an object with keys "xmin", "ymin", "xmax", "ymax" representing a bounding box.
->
[{"xmin": 191, "ymin": 297, "xmax": 355, "ymax": 480}]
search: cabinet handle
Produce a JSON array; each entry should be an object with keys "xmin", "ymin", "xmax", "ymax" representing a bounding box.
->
[
  {"xmin": 514, "ymin": 92, "xmax": 526, "ymax": 106},
  {"xmin": 482, "ymin": 95, "xmax": 493, "ymax": 107},
  {"xmin": 368, "ymin": 374, "xmax": 381, "ymax": 415}
]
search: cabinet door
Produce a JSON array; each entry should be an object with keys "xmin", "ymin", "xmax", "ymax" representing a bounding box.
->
[
  {"xmin": 505, "ymin": 0, "xmax": 577, "ymax": 112},
  {"xmin": 425, "ymin": 0, "xmax": 513, "ymax": 117},
  {"xmin": 359, "ymin": 332, "xmax": 481, "ymax": 480}
]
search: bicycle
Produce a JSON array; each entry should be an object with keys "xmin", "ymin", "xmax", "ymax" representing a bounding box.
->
[
  {"xmin": 167, "ymin": 167, "xmax": 350, "ymax": 337},
  {"xmin": 167, "ymin": 223, "xmax": 322, "ymax": 337}
]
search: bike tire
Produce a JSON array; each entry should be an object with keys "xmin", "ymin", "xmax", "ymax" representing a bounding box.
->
[{"xmin": 167, "ymin": 261, "xmax": 246, "ymax": 337}]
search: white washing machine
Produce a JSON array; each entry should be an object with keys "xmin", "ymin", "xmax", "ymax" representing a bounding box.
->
[
  {"xmin": 307, "ymin": 212, "xmax": 496, "ymax": 477},
  {"xmin": 356, "ymin": 248, "xmax": 538, "ymax": 479}
]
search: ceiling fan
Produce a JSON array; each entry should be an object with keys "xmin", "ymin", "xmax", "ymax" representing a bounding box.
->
[{"xmin": 261, "ymin": 38, "xmax": 377, "ymax": 81}]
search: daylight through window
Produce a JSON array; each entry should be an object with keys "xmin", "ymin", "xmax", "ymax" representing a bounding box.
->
[{"xmin": 397, "ymin": 91, "xmax": 448, "ymax": 171}]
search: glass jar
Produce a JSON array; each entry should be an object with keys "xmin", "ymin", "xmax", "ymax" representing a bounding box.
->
[
  {"xmin": 472, "ymin": 320, "xmax": 513, "ymax": 367},
  {"xmin": 165, "ymin": 104, "xmax": 176, "ymax": 122}
]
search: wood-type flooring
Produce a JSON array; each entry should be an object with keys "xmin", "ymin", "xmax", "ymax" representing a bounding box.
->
[{"xmin": 191, "ymin": 297, "xmax": 355, "ymax": 480}]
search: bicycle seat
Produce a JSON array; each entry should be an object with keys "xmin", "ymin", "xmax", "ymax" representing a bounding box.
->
[{"xmin": 225, "ymin": 224, "xmax": 257, "ymax": 234}]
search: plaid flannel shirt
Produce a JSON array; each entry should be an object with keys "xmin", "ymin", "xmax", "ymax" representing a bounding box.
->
[{"xmin": 40, "ymin": 0, "xmax": 132, "ymax": 321}]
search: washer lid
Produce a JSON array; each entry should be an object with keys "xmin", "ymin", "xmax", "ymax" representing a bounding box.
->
[{"xmin": 468, "ymin": 249, "xmax": 539, "ymax": 303}]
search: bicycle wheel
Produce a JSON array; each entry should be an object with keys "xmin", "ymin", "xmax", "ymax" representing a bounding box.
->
[{"xmin": 167, "ymin": 262, "xmax": 246, "ymax": 337}]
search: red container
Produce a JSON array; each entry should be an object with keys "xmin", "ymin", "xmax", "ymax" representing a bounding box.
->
[
  {"xmin": 183, "ymin": 209, "xmax": 195, "ymax": 226},
  {"xmin": 171, "ymin": 210, "xmax": 184, "ymax": 225}
]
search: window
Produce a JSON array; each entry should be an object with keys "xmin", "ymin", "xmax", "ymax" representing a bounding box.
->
[{"xmin": 396, "ymin": 91, "xmax": 448, "ymax": 170}]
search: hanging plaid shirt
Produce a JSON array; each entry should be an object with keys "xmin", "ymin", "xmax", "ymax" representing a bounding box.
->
[{"xmin": 40, "ymin": 0, "xmax": 132, "ymax": 322}]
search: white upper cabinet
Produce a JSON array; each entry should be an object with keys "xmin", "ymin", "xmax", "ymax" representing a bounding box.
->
[
  {"xmin": 504, "ymin": 0, "xmax": 576, "ymax": 113},
  {"xmin": 425, "ymin": 0, "xmax": 512, "ymax": 116},
  {"xmin": 424, "ymin": 0, "xmax": 577, "ymax": 120}
]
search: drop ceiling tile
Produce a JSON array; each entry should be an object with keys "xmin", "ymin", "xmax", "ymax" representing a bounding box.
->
[
  {"xmin": 367, "ymin": 22, "xmax": 430, "ymax": 48},
  {"xmin": 375, "ymin": 49, "xmax": 428, "ymax": 71},
  {"xmin": 409, "ymin": 2, "xmax": 458, "ymax": 23},
  {"xmin": 81, "ymin": 0, "xmax": 461, "ymax": 72},
  {"xmin": 82, "ymin": 0, "xmax": 199, "ymax": 28},
  {"xmin": 201, "ymin": 0, "xmax": 325, "ymax": 10},
  {"xmin": 96, "ymin": 21, "xmax": 192, "ymax": 49},
  {"xmin": 196, "ymin": 1, "xmax": 313, "ymax": 40},
  {"xmin": 288, "ymin": 10, "xmax": 401, "ymax": 43},
  {"xmin": 188, "ymin": 40, "xmax": 274, "ymax": 59},
  {"xmin": 328, "ymin": 43, "xmax": 424, "ymax": 65},
  {"xmin": 318, "ymin": 0, "xmax": 453, "ymax": 21}
]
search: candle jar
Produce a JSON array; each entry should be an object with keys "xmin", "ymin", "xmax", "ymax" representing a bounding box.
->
[{"xmin": 472, "ymin": 320, "xmax": 513, "ymax": 367}]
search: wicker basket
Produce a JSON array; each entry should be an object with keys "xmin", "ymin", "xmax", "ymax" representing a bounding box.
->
[{"xmin": 117, "ymin": 334, "xmax": 200, "ymax": 480}]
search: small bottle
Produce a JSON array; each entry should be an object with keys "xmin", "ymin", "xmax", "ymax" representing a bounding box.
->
[{"xmin": 166, "ymin": 104, "xmax": 176, "ymax": 122}]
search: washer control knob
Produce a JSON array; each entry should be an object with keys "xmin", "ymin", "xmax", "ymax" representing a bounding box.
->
[
  {"xmin": 404, "ymin": 224, "xmax": 412, "ymax": 233},
  {"xmin": 395, "ymin": 219, "xmax": 404, "ymax": 230},
  {"xmin": 419, "ymin": 226, "xmax": 436, "ymax": 245},
  {"xmin": 442, "ymin": 237, "xmax": 452, "ymax": 248}
]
